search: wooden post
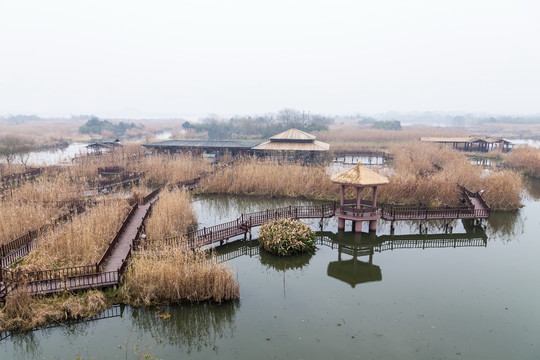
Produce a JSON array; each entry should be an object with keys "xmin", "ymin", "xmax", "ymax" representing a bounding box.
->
[{"xmin": 340, "ymin": 185, "xmax": 345, "ymax": 207}]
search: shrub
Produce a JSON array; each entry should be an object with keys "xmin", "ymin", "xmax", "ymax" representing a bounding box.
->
[{"xmin": 259, "ymin": 218, "xmax": 316, "ymax": 256}]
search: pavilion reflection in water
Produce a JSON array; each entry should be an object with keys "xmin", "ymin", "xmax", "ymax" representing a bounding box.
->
[{"xmin": 212, "ymin": 225, "xmax": 488, "ymax": 287}]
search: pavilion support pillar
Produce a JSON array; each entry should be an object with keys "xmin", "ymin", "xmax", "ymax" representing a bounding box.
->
[
  {"xmin": 340, "ymin": 185, "xmax": 345, "ymax": 207},
  {"xmin": 354, "ymin": 220, "xmax": 363, "ymax": 233},
  {"xmin": 369, "ymin": 185, "xmax": 378, "ymax": 232},
  {"xmin": 338, "ymin": 217, "xmax": 345, "ymax": 230},
  {"xmin": 356, "ymin": 187, "xmax": 363, "ymax": 208}
]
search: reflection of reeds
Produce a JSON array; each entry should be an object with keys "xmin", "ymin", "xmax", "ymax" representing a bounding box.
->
[
  {"xmin": 145, "ymin": 189, "xmax": 197, "ymax": 240},
  {"xmin": 122, "ymin": 247, "xmax": 239, "ymax": 305},
  {"xmin": 129, "ymin": 301, "xmax": 239, "ymax": 353}
]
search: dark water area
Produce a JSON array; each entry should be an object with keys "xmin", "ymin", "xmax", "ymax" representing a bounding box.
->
[{"xmin": 1, "ymin": 193, "xmax": 540, "ymax": 359}]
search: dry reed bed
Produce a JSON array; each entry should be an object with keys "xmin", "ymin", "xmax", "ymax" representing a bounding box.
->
[
  {"xmin": 0, "ymin": 201, "xmax": 64, "ymax": 245},
  {"xmin": 379, "ymin": 143, "xmax": 522, "ymax": 210},
  {"xmin": 121, "ymin": 247, "xmax": 239, "ymax": 305},
  {"xmin": 145, "ymin": 189, "xmax": 197, "ymax": 240},
  {"xmin": 21, "ymin": 198, "xmax": 131, "ymax": 269},
  {"xmin": 199, "ymin": 148, "xmax": 522, "ymax": 210},
  {"xmin": 200, "ymin": 158, "xmax": 338, "ymax": 199},
  {"xmin": 133, "ymin": 154, "xmax": 211, "ymax": 186},
  {"xmin": 0, "ymin": 289, "xmax": 108, "ymax": 332},
  {"xmin": 504, "ymin": 146, "xmax": 540, "ymax": 179},
  {"xmin": 316, "ymin": 125, "xmax": 469, "ymax": 152},
  {"xmin": 11, "ymin": 174, "xmax": 84, "ymax": 204}
]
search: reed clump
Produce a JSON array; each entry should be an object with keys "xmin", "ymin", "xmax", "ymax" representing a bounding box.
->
[
  {"xmin": 22, "ymin": 198, "xmax": 131, "ymax": 269},
  {"xmin": 0, "ymin": 289, "xmax": 108, "ymax": 332},
  {"xmin": 12, "ymin": 173, "xmax": 84, "ymax": 204},
  {"xmin": 0, "ymin": 200, "xmax": 61, "ymax": 245},
  {"xmin": 121, "ymin": 247, "xmax": 239, "ymax": 305},
  {"xmin": 135, "ymin": 154, "xmax": 211, "ymax": 186},
  {"xmin": 504, "ymin": 146, "xmax": 540, "ymax": 179},
  {"xmin": 259, "ymin": 218, "xmax": 316, "ymax": 256},
  {"xmin": 200, "ymin": 158, "xmax": 339, "ymax": 199},
  {"xmin": 377, "ymin": 143, "xmax": 522, "ymax": 210},
  {"xmin": 145, "ymin": 189, "xmax": 197, "ymax": 240},
  {"xmin": 316, "ymin": 125, "xmax": 469, "ymax": 152}
]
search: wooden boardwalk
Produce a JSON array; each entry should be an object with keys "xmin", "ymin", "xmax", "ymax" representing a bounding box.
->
[{"xmin": 1, "ymin": 185, "xmax": 490, "ymax": 300}]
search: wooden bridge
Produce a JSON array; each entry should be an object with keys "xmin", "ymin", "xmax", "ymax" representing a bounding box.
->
[
  {"xmin": 0, "ymin": 191, "xmax": 160, "ymax": 300},
  {"xmin": 209, "ymin": 229, "xmax": 488, "ymax": 264},
  {"xmin": 1, "ymin": 183, "xmax": 490, "ymax": 300},
  {"xmin": 139, "ymin": 204, "xmax": 336, "ymax": 250}
]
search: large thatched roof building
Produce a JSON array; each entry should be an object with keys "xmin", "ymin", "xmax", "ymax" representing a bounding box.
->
[{"xmin": 252, "ymin": 128, "xmax": 330, "ymax": 162}]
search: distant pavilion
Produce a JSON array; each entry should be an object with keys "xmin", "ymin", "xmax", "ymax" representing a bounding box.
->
[
  {"xmin": 421, "ymin": 136, "xmax": 513, "ymax": 153},
  {"xmin": 252, "ymin": 128, "xmax": 330, "ymax": 162},
  {"xmin": 331, "ymin": 162, "xmax": 389, "ymax": 232}
]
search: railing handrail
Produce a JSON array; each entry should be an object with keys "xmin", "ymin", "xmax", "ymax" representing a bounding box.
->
[{"xmin": 97, "ymin": 203, "xmax": 139, "ymax": 268}]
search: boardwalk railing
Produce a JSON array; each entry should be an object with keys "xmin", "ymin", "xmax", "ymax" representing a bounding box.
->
[
  {"xmin": 380, "ymin": 204, "xmax": 489, "ymax": 220},
  {"xmin": 1, "ymin": 203, "xmax": 88, "ymax": 268},
  {"xmin": 140, "ymin": 204, "xmax": 335, "ymax": 250},
  {"xmin": 0, "ymin": 168, "xmax": 42, "ymax": 185},
  {"xmin": 97, "ymin": 203, "xmax": 139, "ymax": 269}
]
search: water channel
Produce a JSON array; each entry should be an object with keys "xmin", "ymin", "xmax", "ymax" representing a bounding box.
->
[{"xmin": 1, "ymin": 185, "xmax": 540, "ymax": 359}]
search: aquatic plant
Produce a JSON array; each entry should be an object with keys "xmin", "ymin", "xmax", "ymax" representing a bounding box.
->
[
  {"xmin": 121, "ymin": 247, "xmax": 239, "ymax": 305},
  {"xmin": 145, "ymin": 189, "xmax": 197, "ymax": 240},
  {"xmin": 259, "ymin": 218, "xmax": 316, "ymax": 256}
]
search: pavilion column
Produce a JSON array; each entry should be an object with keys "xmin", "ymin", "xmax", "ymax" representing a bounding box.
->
[
  {"xmin": 356, "ymin": 187, "xmax": 363, "ymax": 208},
  {"xmin": 354, "ymin": 186, "xmax": 363, "ymax": 232},
  {"xmin": 369, "ymin": 186, "xmax": 378, "ymax": 232},
  {"xmin": 338, "ymin": 184, "xmax": 345, "ymax": 230}
]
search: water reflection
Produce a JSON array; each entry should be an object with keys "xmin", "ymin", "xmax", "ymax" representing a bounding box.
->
[
  {"xmin": 129, "ymin": 302, "xmax": 238, "ymax": 354},
  {"xmin": 524, "ymin": 178, "xmax": 540, "ymax": 200},
  {"xmin": 318, "ymin": 230, "xmax": 488, "ymax": 287},
  {"xmin": 485, "ymin": 210, "xmax": 524, "ymax": 243},
  {"xmin": 1, "ymin": 305, "xmax": 125, "ymax": 359}
]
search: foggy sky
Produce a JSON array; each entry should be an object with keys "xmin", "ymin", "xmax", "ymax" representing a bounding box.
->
[{"xmin": 1, "ymin": 0, "xmax": 539, "ymax": 119}]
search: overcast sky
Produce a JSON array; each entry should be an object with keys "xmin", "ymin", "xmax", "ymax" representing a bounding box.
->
[{"xmin": 1, "ymin": 0, "xmax": 539, "ymax": 119}]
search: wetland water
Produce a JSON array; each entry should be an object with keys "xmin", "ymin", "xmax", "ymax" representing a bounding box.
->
[{"xmin": 1, "ymin": 191, "xmax": 540, "ymax": 359}]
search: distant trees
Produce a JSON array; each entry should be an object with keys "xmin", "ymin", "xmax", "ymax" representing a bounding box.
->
[
  {"xmin": 0, "ymin": 135, "xmax": 35, "ymax": 168},
  {"xmin": 371, "ymin": 120, "xmax": 402, "ymax": 130},
  {"xmin": 78, "ymin": 116, "xmax": 141, "ymax": 137},
  {"xmin": 188, "ymin": 109, "xmax": 334, "ymax": 140}
]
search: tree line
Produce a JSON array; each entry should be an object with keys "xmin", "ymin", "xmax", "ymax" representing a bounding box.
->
[{"xmin": 182, "ymin": 108, "xmax": 335, "ymax": 140}]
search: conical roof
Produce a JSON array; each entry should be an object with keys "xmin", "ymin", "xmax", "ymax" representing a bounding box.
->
[
  {"xmin": 270, "ymin": 128, "xmax": 316, "ymax": 141},
  {"xmin": 330, "ymin": 162, "xmax": 389, "ymax": 186}
]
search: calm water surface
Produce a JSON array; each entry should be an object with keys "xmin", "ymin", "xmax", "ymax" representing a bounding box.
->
[{"xmin": 1, "ymin": 190, "xmax": 539, "ymax": 359}]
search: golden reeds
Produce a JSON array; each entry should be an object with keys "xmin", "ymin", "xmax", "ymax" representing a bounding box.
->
[
  {"xmin": 200, "ymin": 158, "xmax": 339, "ymax": 199},
  {"xmin": 0, "ymin": 289, "xmax": 108, "ymax": 332},
  {"xmin": 121, "ymin": 247, "xmax": 239, "ymax": 305},
  {"xmin": 145, "ymin": 189, "xmax": 197, "ymax": 240},
  {"xmin": 505, "ymin": 146, "xmax": 540, "ymax": 179},
  {"xmin": 0, "ymin": 200, "xmax": 61, "ymax": 245},
  {"xmin": 22, "ymin": 198, "xmax": 131, "ymax": 269}
]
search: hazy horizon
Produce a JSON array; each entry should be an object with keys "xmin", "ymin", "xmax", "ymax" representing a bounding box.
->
[{"xmin": 1, "ymin": 0, "xmax": 539, "ymax": 119}]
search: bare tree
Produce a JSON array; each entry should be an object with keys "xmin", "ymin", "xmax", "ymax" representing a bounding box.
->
[{"xmin": 0, "ymin": 135, "xmax": 34, "ymax": 168}]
